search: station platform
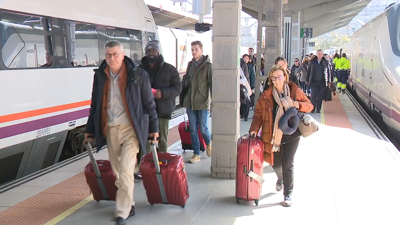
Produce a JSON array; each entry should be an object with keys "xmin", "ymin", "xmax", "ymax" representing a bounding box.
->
[{"xmin": 1, "ymin": 91, "xmax": 400, "ymax": 225}]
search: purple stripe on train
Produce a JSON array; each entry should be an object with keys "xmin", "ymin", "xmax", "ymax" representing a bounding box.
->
[
  {"xmin": 352, "ymin": 82, "xmax": 400, "ymax": 123},
  {"xmin": 0, "ymin": 109, "xmax": 90, "ymax": 139}
]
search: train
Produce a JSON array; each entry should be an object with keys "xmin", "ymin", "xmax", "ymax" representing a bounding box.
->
[
  {"xmin": 339, "ymin": 3, "xmax": 400, "ymax": 138},
  {"xmin": 0, "ymin": 0, "xmax": 212, "ymax": 185}
]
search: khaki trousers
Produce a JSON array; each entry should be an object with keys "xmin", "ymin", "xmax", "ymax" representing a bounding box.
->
[
  {"xmin": 146, "ymin": 118, "xmax": 170, "ymax": 153},
  {"xmin": 106, "ymin": 124, "xmax": 139, "ymax": 219}
]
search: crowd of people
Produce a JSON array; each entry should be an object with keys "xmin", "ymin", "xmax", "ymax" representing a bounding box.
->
[{"xmin": 82, "ymin": 39, "xmax": 350, "ymax": 224}]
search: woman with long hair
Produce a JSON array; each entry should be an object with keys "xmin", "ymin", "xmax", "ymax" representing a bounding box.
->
[{"xmin": 249, "ymin": 65, "xmax": 313, "ymax": 207}]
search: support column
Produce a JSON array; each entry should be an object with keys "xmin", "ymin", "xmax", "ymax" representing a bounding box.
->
[
  {"xmin": 255, "ymin": 0, "xmax": 283, "ymax": 103},
  {"xmin": 291, "ymin": 12, "xmax": 301, "ymax": 61},
  {"xmin": 211, "ymin": 0, "xmax": 241, "ymax": 179},
  {"xmin": 283, "ymin": 13, "xmax": 292, "ymax": 63}
]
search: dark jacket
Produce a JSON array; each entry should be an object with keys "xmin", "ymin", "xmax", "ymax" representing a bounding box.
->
[
  {"xmin": 139, "ymin": 55, "xmax": 182, "ymax": 119},
  {"xmin": 86, "ymin": 56, "xmax": 159, "ymax": 152},
  {"xmin": 240, "ymin": 59, "xmax": 249, "ymax": 80},
  {"xmin": 247, "ymin": 62, "xmax": 256, "ymax": 89},
  {"xmin": 306, "ymin": 57, "xmax": 332, "ymax": 86}
]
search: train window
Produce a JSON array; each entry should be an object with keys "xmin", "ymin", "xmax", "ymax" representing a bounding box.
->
[
  {"xmin": 387, "ymin": 4, "xmax": 400, "ymax": 57},
  {"xmin": 0, "ymin": 11, "xmax": 53, "ymax": 68},
  {"xmin": 130, "ymin": 30, "xmax": 142, "ymax": 65},
  {"xmin": 106, "ymin": 27, "xmax": 130, "ymax": 58},
  {"xmin": 68, "ymin": 22, "xmax": 100, "ymax": 67}
]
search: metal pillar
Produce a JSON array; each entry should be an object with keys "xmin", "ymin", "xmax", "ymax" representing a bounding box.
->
[
  {"xmin": 283, "ymin": 14, "xmax": 292, "ymax": 63},
  {"xmin": 211, "ymin": 0, "xmax": 241, "ymax": 179},
  {"xmin": 291, "ymin": 12, "xmax": 301, "ymax": 61},
  {"xmin": 255, "ymin": 0, "xmax": 283, "ymax": 103}
]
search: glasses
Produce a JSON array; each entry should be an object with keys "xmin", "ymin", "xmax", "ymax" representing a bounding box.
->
[
  {"xmin": 270, "ymin": 75, "xmax": 284, "ymax": 81},
  {"xmin": 294, "ymin": 60, "xmax": 299, "ymax": 62},
  {"xmin": 105, "ymin": 52, "xmax": 120, "ymax": 59}
]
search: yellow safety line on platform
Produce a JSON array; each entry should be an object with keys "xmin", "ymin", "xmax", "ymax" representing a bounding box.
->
[
  {"xmin": 320, "ymin": 104, "xmax": 325, "ymax": 125},
  {"xmin": 44, "ymin": 195, "xmax": 93, "ymax": 225}
]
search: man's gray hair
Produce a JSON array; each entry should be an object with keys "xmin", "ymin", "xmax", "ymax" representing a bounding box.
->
[
  {"xmin": 317, "ymin": 49, "xmax": 324, "ymax": 53},
  {"xmin": 105, "ymin": 40, "xmax": 123, "ymax": 50}
]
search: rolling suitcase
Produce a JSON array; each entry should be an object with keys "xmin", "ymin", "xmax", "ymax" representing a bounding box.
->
[
  {"xmin": 140, "ymin": 143, "xmax": 189, "ymax": 208},
  {"xmin": 178, "ymin": 113, "xmax": 206, "ymax": 152},
  {"xmin": 84, "ymin": 142, "xmax": 118, "ymax": 201},
  {"xmin": 235, "ymin": 134, "xmax": 264, "ymax": 206}
]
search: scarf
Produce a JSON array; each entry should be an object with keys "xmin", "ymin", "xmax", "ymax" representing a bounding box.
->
[{"xmin": 271, "ymin": 84, "xmax": 295, "ymax": 152}]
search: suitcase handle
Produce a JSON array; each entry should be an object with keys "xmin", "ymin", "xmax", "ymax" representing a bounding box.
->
[{"xmin": 149, "ymin": 143, "xmax": 168, "ymax": 204}]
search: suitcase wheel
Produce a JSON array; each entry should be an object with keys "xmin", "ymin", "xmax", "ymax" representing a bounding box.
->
[
  {"xmin": 236, "ymin": 198, "xmax": 240, "ymax": 204},
  {"xmin": 181, "ymin": 205, "xmax": 185, "ymax": 208},
  {"xmin": 254, "ymin": 200, "xmax": 259, "ymax": 206},
  {"xmin": 150, "ymin": 203, "xmax": 154, "ymax": 206}
]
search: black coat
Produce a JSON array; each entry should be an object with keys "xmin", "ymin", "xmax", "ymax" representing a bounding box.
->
[
  {"xmin": 306, "ymin": 57, "xmax": 331, "ymax": 86},
  {"xmin": 139, "ymin": 56, "xmax": 182, "ymax": 118},
  {"xmin": 86, "ymin": 56, "xmax": 159, "ymax": 152}
]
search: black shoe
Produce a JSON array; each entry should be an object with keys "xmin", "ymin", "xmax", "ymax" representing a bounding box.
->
[
  {"xmin": 244, "ymin": 118, "xmax": 248, "ymax": 121},
  {"xmin": 128, "ymin": 205, "xmax": 135, "ymax": 218},
  {"xmin": 134, "ymin": 171, "xmax": 142, "ymax": 181},
  {"xmin": 115, "ymin": 217, "xmax": 126, "ymax": 225},
  {"xmin": 311, "ymin": 109, "xmax": 315, "ymax": 113},
  {"xmin": 316, "ymin": 110, "xmax": 320, "ymax": 113}
]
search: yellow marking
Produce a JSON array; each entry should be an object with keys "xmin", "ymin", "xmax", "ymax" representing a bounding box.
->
[
  {"xmin": 321, "ymin": 104, "xmax": 325, "ymax": 125},
  {"xmin": 44, "ymin": 195, "xmax": 93, "ymax": 225}
]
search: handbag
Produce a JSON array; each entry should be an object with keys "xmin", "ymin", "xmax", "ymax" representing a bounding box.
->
[
  {"xmin": 298, "ymin": 112, "xmax": 319, "ymax": 137},
  {"xmin": 294, "ymin": 93, "xmax": 319, "ymax": 137},
  {"xmin": 324, "ymin": 87, "xmax": 332, "ymax": 102}
]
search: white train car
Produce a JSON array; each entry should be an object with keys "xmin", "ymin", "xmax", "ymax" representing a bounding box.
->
[
  {"xmin": 342, "ymin": 3, "xmax": 400, "ymax": 137},
  {"xmin": 0, "ymin": 0, "xmax": 158, "ymax": 185}
]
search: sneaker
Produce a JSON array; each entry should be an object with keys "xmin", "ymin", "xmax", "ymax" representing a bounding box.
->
[
  {"xmin": 206, "ymin": 142, "xmax": 212, "ymax": 157},
  {"xmin": 189, "ymin": 154, "xmax": 201, "ymax": 163},
  {"xmin": 282, "ymin": 196, "xmax": 292, "ymax": 207},
  {"xmin": 276, "ymin": 180, "xmax": 283, "ymax": 192}
]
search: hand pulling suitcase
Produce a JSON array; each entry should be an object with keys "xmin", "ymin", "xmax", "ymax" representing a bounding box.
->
[
  {"xmin": 178, "ymin": 112, "xmax": 206, "ymax": 152},
  {"xmin": 235, "ymin": 134, "xmax": 264, "ymax": 206},
  {"xmin": 140, "ymin": 143, "xmax": 189, "ymax": 207},
  {"xmin": 84, "ymin": 142, "xmax": 118, "ymax": 201}
]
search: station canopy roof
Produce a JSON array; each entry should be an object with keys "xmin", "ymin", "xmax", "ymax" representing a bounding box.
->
[
  {"xmin": 242, "ymin": 0, "xmax": 371, "ymax": 37},
  {"xmin": 148, "ymin": 0, "xmax": 371, "ymax": 36}
]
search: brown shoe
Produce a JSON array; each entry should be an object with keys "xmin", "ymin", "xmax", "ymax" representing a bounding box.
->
[{"xmin": 206, "ymin": 142, "xmax": 212, "ymax": 157}]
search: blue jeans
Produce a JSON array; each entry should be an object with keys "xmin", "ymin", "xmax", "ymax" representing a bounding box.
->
[{"xmin": 186, "ymin": 109, "xmax": 212, "ymax": 155}]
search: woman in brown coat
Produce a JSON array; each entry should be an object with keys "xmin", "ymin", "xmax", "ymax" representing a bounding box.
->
[{"xmin": 249, "ymin": 65, "xmax": 313, "ymax": 207}]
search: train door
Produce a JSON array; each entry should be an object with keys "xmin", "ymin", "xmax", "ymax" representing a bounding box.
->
[{"xmin": 368, "ymin": 33, "xmax": 376, "ymax": 97}]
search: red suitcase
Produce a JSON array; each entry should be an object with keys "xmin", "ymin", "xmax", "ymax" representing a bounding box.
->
[
  {"xmin": 140, "ymin": 144, "xmax": 189, "ymax": 207},
  {"xmin": 84, "ymin": 142, "xmax": 118, "ymax": 201},
  {"xmin": 178, "ymin": 119, "xmax": 206, "ymax": 152},
  {"xmin": 235, "ymin": 134, "xmax": 264, "ymax": 206}
]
